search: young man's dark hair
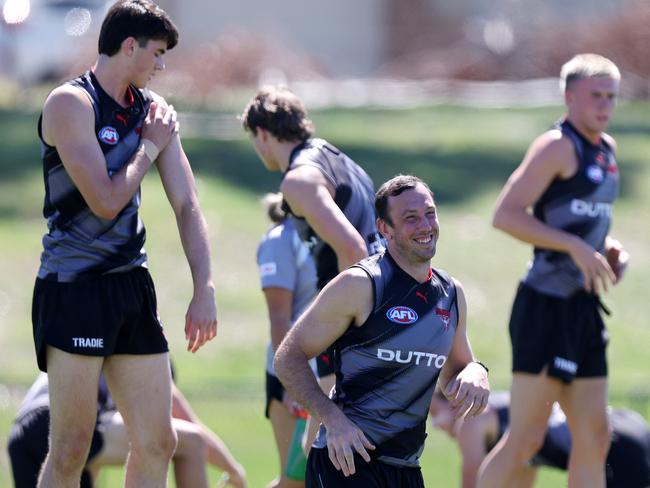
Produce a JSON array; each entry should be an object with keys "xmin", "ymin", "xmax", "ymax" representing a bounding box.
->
[
  {"xmin": 240, "ymin": 86, "xmax": 314, "ymax": 142},
  {"xmin": 375, "ymin": 174, "xmax": 434, "ymax": 225},
  {"xmin": 98, "ymin": 0, "xmax": 179, "ymax": 56}
]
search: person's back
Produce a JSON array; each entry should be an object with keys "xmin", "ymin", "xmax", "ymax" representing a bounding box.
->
[{"xmin": 284, "ymin": 138, "xmax": 382, "ymax": 289}]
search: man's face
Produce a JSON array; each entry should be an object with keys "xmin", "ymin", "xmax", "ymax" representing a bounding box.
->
[
  {"xmin": 131, "ymin": 38, "xmax": 167, "ymax": 88},
  {"xmin": 381, "ymin": 184, "xmax": 439, "ymax": 264},
  {"xmin": 249, "ymin": 129, "xmax": 278, "ymax": 171},
  {"xmin": 566, "ymin": 75, "xmax": 618, "ymax": 135}
]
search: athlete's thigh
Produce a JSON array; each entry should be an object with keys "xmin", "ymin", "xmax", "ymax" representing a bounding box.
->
[
  {"xmin": 558, "ymin": 377, "xmax": 608, "ymax": 436},
  {"xmin": 46, "ymin": 346, "xmax": 103, "ymax": 440},
  {"xmin": 508, "ymin": 373, "xmax": 563, "ymax": 441},
  {"xmin": 87, "ymin": 411, "xmax": 129, "ymax": 470},
  {"xmin": 102, "ymin": 353, "xmax": 173, "ymax": 435}
]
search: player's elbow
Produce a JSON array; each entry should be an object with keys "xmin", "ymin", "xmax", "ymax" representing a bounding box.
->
[
  {"xmin": 491, "ymin": 206, "xmax": 510, "ymax": 232},
  {"xmin": 89, "ymin": 201, "xmax": 121, "ymax": 220}
]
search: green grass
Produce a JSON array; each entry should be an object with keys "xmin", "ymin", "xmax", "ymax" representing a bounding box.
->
[{"xmin": 1, "ymin": 102, "xmax": 649, "ymax": 487}]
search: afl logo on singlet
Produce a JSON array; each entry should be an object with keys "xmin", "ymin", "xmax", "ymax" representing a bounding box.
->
[
  {"xmin": 386, "ymin": 306, "xmax": 418, "ymax": 325},
  {"xmin": 586, "ymin": 165, "xmax": 604, "ymax": 184},
  {"xmin": 98, "ymin": 126, "xmax": 119, "ymax": 145}
]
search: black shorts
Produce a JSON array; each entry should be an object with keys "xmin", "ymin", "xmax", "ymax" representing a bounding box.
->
[
  {"xmin": 266, "ymin": 372, "xmax": 285, "ymax": 418},
  {"xmin": 306, "ymin": 447, "xmax": 424, "ymax": 488},
  {"xmin": 509, "ymin": 283, "xmax": 608, "ymax": 383},
  {"xmin": 316, "ymin": 345, "xmax": 336, "ymax": 377},
  {"xmin": 32, "ymin": 267, "xmax": 168, "ymax": 372},
  {"xmin": 8, "ymin": 407, "xmax": 101, "ymax": 488},
  {"xmin": 606, "ymin": 409, "xmax": 650, "ymax": 488}
]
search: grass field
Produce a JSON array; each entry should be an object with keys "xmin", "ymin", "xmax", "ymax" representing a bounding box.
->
[{"xmin": 0, "ymin": 101, "xmax": 649, "ymax": 487}]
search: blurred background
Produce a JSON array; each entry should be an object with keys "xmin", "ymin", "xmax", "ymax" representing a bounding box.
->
[{"xmin": 0, "ymin": 0, "xmax": 648, "ymax": 486}]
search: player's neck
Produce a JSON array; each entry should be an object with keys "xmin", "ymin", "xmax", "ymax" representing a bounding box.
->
[
  {"xmin": 92, "ymin": 58, "xmax": 132, "ymax": 108},
  {"xmin": 566, "ymin": 116, "xmax": 603, "ymax": 145},
  {"xmin": 388, "ymin": 249, "xmax": 430, "ymax": 283},
  {"xmin": 277, "ymin": 140, "xmax": 304, "ymax": 172}
]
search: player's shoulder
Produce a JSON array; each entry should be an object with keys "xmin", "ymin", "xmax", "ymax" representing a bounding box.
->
[
  {"xmin": 44, "ymin": 82, "xmax": 93, "ymax": 114},
  {"xmin": 601, "ymin": 132, "xmax": 617, "ymax": 151}
]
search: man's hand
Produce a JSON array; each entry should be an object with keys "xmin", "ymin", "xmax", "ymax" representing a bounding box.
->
[
  {"xmin": 444, "ymin": 362, "xmax": 490, "ymax": 420},
  {"xmin": 568, "ymin": 238, "xmax": 616, "ymax": 294},
  {"xmin": 142, "ymin": 101, "xmax": 178, "ymax": 155},
  {"xmin": 185, "ymin": 287, "xmax": 217, "ymax": 353},
  {"xmin": 605, "ymin": 238, "xmax": 630, "ymax": 283},
  {"xmin": 323, "ymin": 408, "xmax": 375, "ymax": 477}
]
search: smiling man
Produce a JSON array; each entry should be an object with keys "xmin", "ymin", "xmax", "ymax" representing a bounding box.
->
[
  {"xmin": 33, "ymin": 1, "xmax": 217, "ymax": 486},
  {"xmin": 274, "ymin": 175, "xmax": 490, "ymax": 488}
]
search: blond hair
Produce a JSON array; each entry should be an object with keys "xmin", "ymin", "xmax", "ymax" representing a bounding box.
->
[{"xmin": 560, "ymin": 53, "xmax": 620, "ymax": 93}]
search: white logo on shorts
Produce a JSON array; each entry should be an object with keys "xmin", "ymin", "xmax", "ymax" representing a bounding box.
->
[
  {"xmin": 73, "ymin": 337, "xmax": 104, "ymax": 348},
  {"xmin": 553, "ymin": 356, "xmax": 577, "ymax": 374}
]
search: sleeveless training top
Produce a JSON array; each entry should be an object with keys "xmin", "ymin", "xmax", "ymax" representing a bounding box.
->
[
  {"xmin": 313, "ymin": 251, "xmax": 458, "ymax": 467},
  {"xmin": 523, "ymin": 119, "xmax": 619, "ymax": 298},
  {"xmin": 37, "ymin": 71, "xmax": 151, "ymax": 282},
  {"xmin": 257, "ymin": 218, "xmax": 318, "ymax": 375},
  {"xmin": 282, "ymin": 138, "xmax": 384, "ymax": 289}
]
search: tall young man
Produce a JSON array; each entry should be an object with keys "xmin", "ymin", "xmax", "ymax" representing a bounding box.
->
[
  {"xmin": 33, "ymin": 1, "xmax": 217, "ymax": 486},
  {"xmin": 274, "ymin": 175, "xmax": 490, "ymax": 487},
  {"xmin": 479, "ymin": 54, "xmax": 629, "ymax": 488}
]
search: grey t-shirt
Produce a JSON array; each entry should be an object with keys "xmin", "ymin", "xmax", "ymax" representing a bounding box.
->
[{"xmin": 257, "ymin": 218, "xmax": 318, "ymax": 375}]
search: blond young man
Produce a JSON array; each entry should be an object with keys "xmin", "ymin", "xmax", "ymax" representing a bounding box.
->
[{"xmin": 478, "ymin": 54, "xmax": 629, "ymax": 488}]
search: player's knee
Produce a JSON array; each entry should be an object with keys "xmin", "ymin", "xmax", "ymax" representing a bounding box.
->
[
  {"xmin": 48, "ymin": 427, "xmax": 95, "ymax": 475},
  {"xmin": 510, "ymin": 427, "xmax": 547, "ymax": 462},
  {"xmin": 573, "ymin": 417, "xmax": 611, "ymax": 459},
  {"xmin": 131, "ymin": 424, "xmax": 178, "ymax": 461},
  {"xmin": 175, "ymin": 424, "xmax": 207, "ymax": 460}
]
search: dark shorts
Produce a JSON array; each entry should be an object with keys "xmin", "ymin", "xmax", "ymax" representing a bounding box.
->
[
  {"xmin": 606, "ymin": 409, "xmax": 650, "ymax": 488},
  {"xmin": 510, "ymin": 283, "xmax": 608, "ymax": 383},
  {"xmin": 266, "ymin": 371, "xmax": 285, "ymax": 418},
  {"xmin": 306, "ymin": 447, "xmax": 424, "ymax": 488},
  {"xmin": 32, "ymin": 267, "xmax": 169, "ymax": 372},
  {"xmin": 8, "ymin": 407, "xmax": 101, "ymax": 488},
  {"xmin": 316, "ymin": 345, "xmax": 336, "ymax": 377}
]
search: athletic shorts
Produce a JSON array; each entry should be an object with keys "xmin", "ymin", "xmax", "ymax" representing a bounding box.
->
[
  {"xmin": 306, "ymin": 447, "xmax": 424, "ymax": 488},
  {"xmin": 509, "ymin": 283, "xmax": 608, "ymax": 383},
  {"xmin": 266, "ymin": 372, "xmax": 285, "ymax": 418},
  {"xmin": 8, "ymin": 407, "xmax": 101, "ymax": 488},
  {"xmin": 32, "ymin": 267, "xmax": 168, "ymax": 372}
]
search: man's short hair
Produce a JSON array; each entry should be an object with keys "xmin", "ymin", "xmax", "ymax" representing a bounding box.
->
[
  {"xmin": 98, "ymin": 0, "xmax": 179, "ymax": 57},
  {"xmin": 240, "ymin": 86, "xmax": 314, "ymax": 142},
  {"xmin": 375, "ymin": 175, "xmax": 434, "ymax": 226},
  {"xmin": 559, "ymin": 53, "xmax": 620, "ymax": 93}
]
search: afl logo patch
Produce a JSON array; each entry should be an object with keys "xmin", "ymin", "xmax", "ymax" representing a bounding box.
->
[
  {"xmin": 386, "ymin": 306, "xmax": 418, "ymax": 325},
  {"xmin": 98, "ymin": 126, "xmax": 119, "ymax": 145},
  {"xmin": 586, "ymin": 164, "xmax": 604, "ymax": 184}
]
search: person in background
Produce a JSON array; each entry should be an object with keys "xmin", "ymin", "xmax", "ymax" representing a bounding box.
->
[
  {"xmin": 8, "ymin": 372, "xmax": 247, "ymax": 488},
  {"xmin": 479, "ymin": 53, "xmax": 629, "ymax": 488},
  {"xmin": 257, "ymin": 192, "xmax": 318, "ymax": 488},
  {"xmin": 430, "ymin": 390, "xmax": 650, "ymax": 488}
]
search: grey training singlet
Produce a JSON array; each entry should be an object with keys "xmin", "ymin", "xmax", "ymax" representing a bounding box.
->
[
  {"xmin": 37, "ymin": 71, "xmax": 151, "ymax": 282},
  {"xmin": 523, "ymin": 120, "xmax": 619, "ymax": 298},
  {"xmin": 282, "ymin": 138, "xmax": 384, "ymax": 289},
  {"xmin": 313, "ymin": 251, "xmax": 458, "ymax": 467}
]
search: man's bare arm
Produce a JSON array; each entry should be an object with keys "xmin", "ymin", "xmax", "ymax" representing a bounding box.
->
[{"xmin": 156, "ymin": 132, "xmax": 217, "ymax": 352}]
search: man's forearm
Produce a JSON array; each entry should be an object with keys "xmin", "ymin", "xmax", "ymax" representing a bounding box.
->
[
  {"xmin": 176, "ymin": 199, "xmax": 214, "ymax": 291},
  {"xmin": 275, "ymin": 348, "xmax": 337, "ymax": 421}
]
